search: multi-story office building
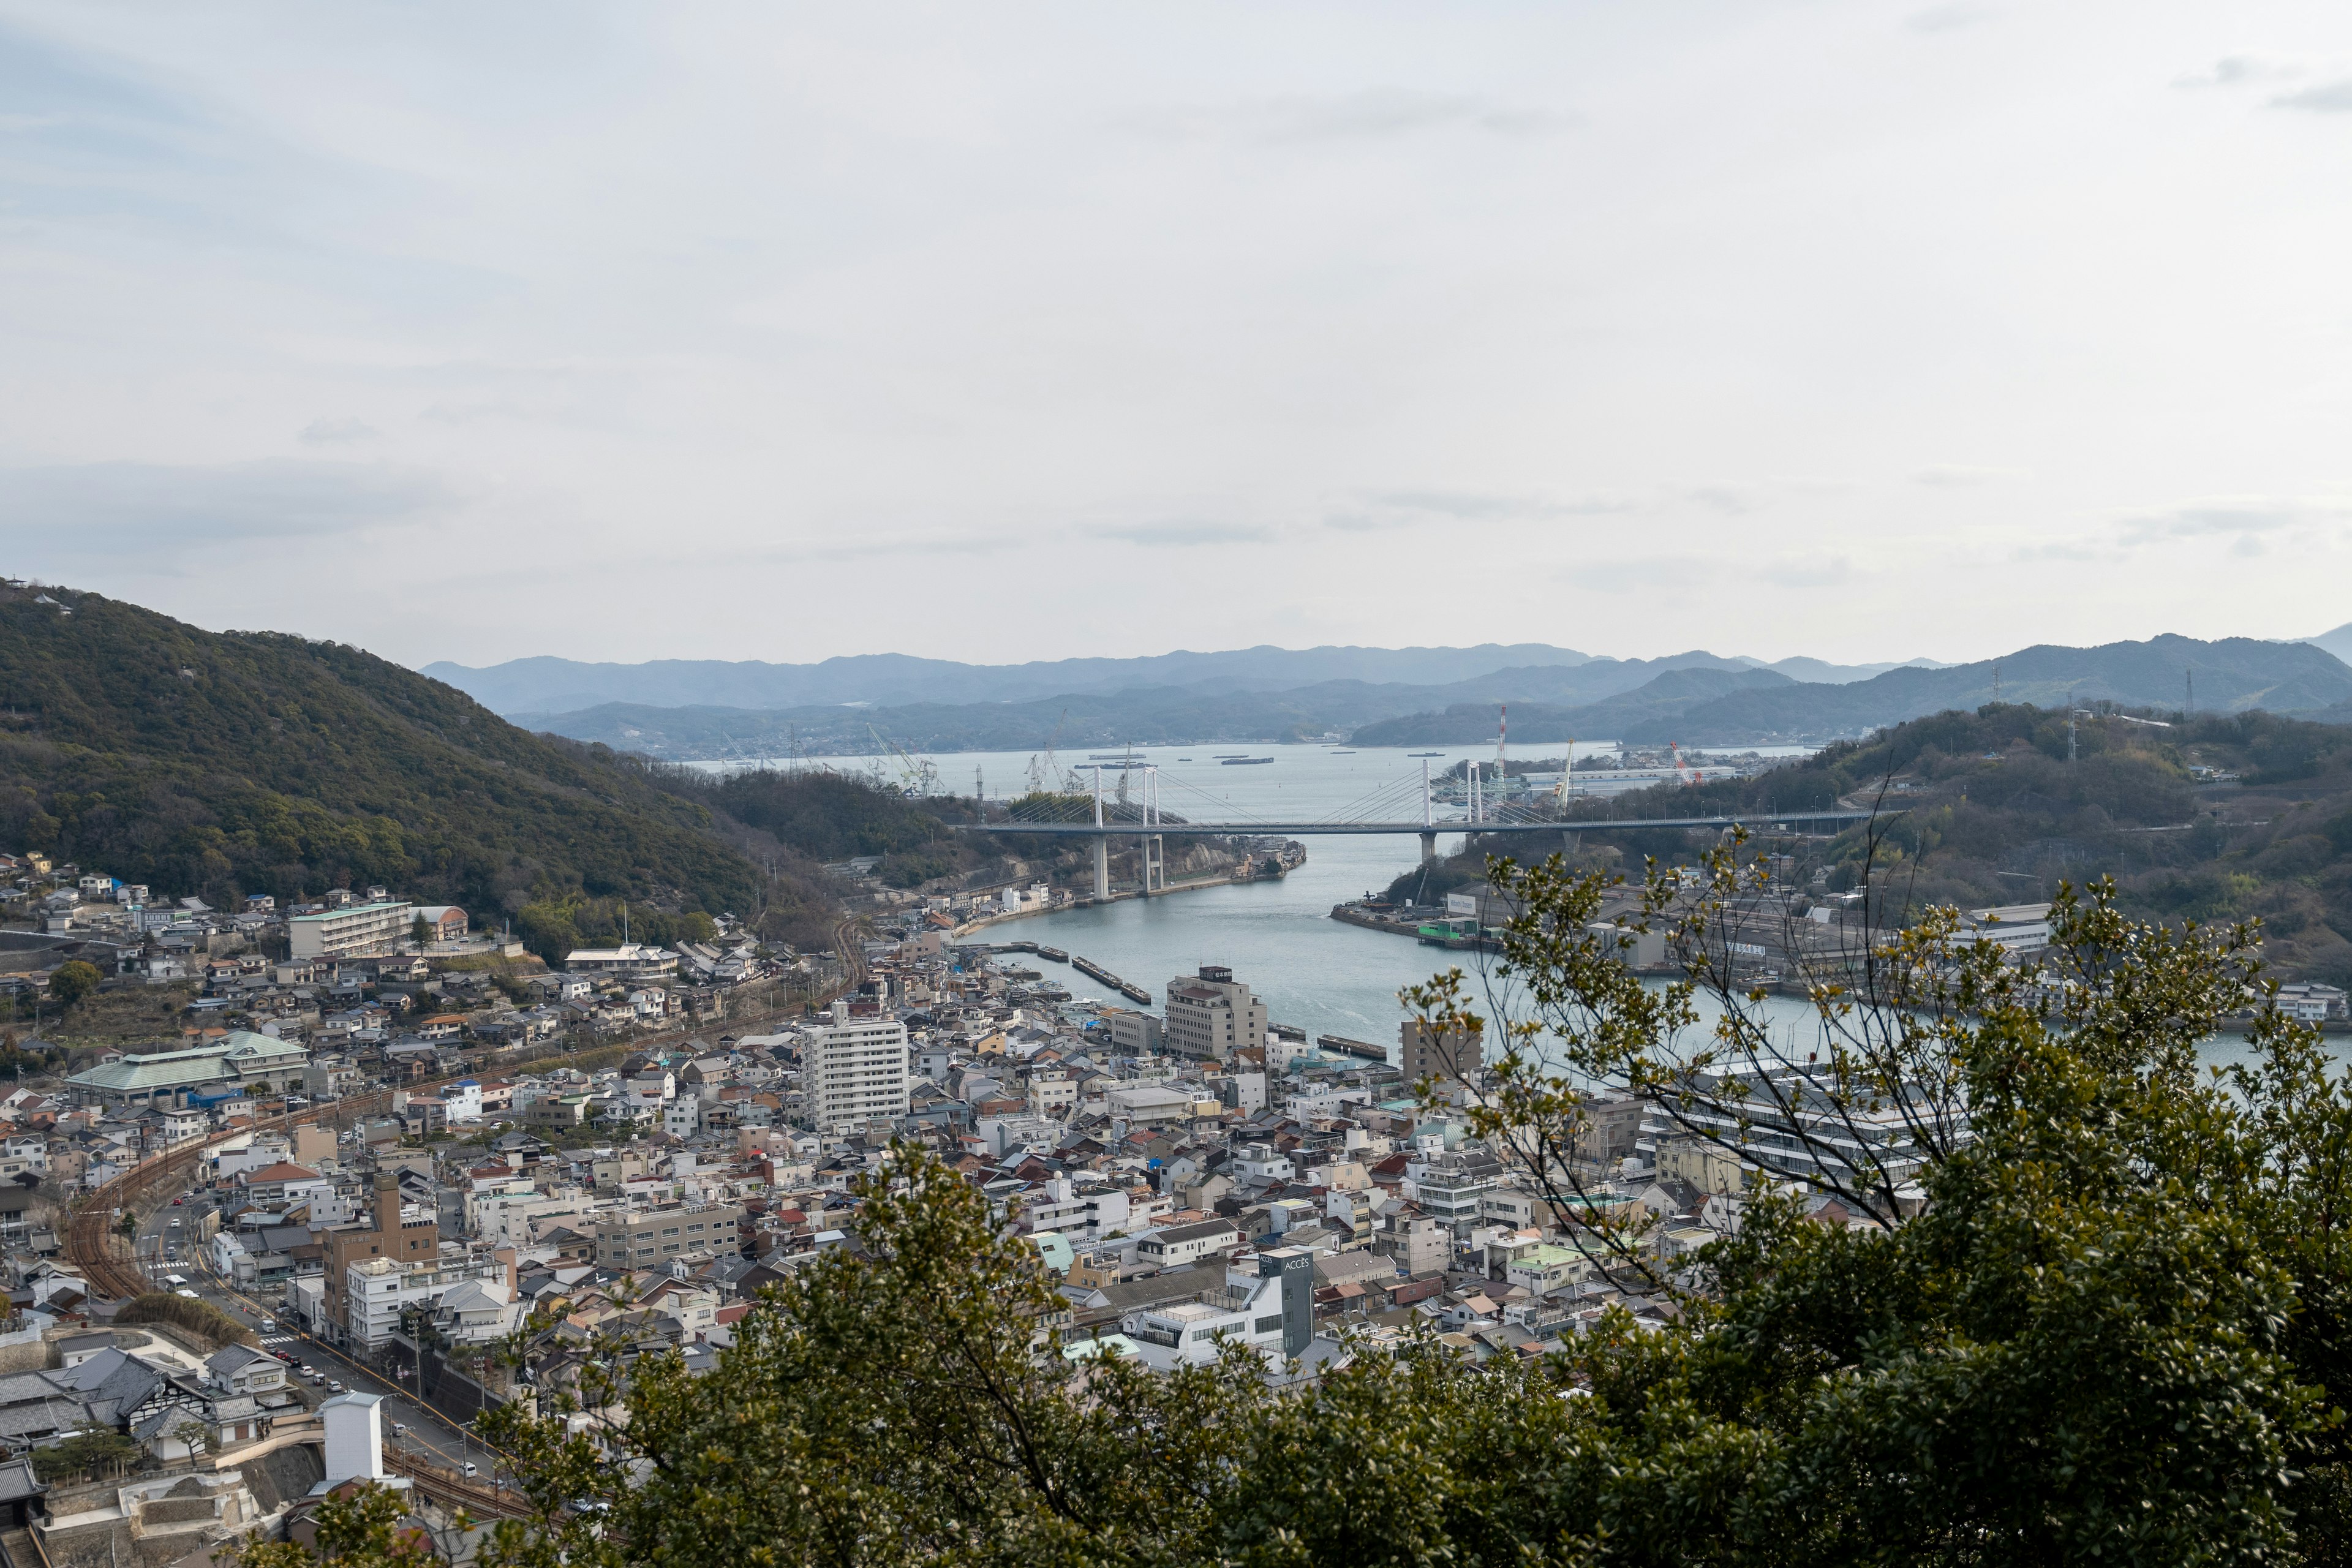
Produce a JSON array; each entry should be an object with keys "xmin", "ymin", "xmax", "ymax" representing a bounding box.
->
[
  {"xmin": 591, "ymin": 1199, "xmax": 745, "ymax": 1269},
  {"xmin": 802, "ymin": 1001, "xmax": 911, "ymax": 1132},
  {"xmin": 1164, "ymin": 966, "xmax": 1266, "ymax": 1063},
  {"xmin": 289, "ymin": 901, "xmax": 413, "ymax": 960}
]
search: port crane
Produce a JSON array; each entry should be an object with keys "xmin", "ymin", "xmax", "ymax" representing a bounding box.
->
[
  {"xmin": 1669, "ymin": 742, "xmax": 1702, "ymax": 787},
  {"xmin": 867, "ymin": 725, "xmax": 940, "ymax": 797},
  {"xmin": 1027, "ymin": 708, "xmax": 1070, "ymax": 796}
]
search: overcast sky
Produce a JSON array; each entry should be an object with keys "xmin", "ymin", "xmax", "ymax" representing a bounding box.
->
[{"xmin": 3, "ymin": 2, "xmax": 2351, "ymax": 671}]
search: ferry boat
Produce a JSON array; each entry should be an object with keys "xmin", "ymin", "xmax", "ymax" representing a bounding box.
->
[{"xmin": 1220, "ymin": 756, "xmax": 1273, "ymax": 766}]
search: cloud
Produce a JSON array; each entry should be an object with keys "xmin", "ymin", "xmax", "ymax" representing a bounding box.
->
[
  {"xmin": 1905, "ymin": 4, "xmax": 1996, "ymax": 35},
  {"xmin": 2113, "ymin": 494, "xmax": 2352, "ymax": 549},
  {"xmin": 2272, "ymin": 80, "xmax": 2352, "ymax": 113},
  {"xmin": 1758, "ymin": 555, "xmax": 1853, "ymax": 589},
  {"xmin": 755, "ymin": 535, "xmax": 1020, "ymax": 565},
  {"xmin": 2013, "ymin": 540, "xmax": 2108, "ymax": 563},
  {"xmin": 298, "ymin": 418, "xmax": 380, "ymax": 445},
  {"xmin": 1684, "ymin": 484, "xmax": 1760, "ymax": 514},
  {"xmin": 0, "ymin": 460, "xmax": 450, "ymax": 557},
  {"xmin": 1331, "ymin": 488, "xmax": 1637, "ymax": 531},
  {"xmin": 1126, "ymin": 88, "xmax": 1573, "ymax": 147},
  {"xmin": 1562, "ymin": 557, "xmax": 1722, "ymax": 591},
  {"xmin": 2173, "ymin": 54, "xmax": 2305, "ymax": 89},
  {"xmin": 1913, "ymin": 464, "xmax": 2022, "ymax": 488},
  {"xmin": 1094, "ymin": 521, "xmax": 1278, "ymax": 547}
]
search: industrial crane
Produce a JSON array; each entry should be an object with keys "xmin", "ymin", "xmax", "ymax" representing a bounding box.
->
[{"xmin": 867, "ymin": 725, "xmax": 939, "ymax": 797}]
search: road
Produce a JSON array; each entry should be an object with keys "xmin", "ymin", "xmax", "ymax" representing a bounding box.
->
[{"xmin": 163, "ymin": 1212, "xmax": 502, "ymax": 1480}]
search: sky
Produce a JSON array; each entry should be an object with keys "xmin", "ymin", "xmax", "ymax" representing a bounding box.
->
[{"xmin": 3, "ymin": 2, "xmax": 2352, "ymax": 672}]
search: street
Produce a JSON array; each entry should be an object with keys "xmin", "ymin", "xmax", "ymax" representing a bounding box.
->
[{"xmin": 127, "ymin": 1196, "xmax": 505, "ymax": 1485}]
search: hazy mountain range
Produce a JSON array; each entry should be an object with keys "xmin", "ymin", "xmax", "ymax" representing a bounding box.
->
[
  {"xmin": 415, "ymin": 631, "xmax": 2352, "ymax": 760},
  {"xmin": 424, "ymin": 644, "xmax": 1935, "ymax": 717}
]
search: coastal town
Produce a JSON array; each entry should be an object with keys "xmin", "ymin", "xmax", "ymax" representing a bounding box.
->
[{"xmin": 0, "ymin": 826, "xmax": 1845, "ymax": 1562}]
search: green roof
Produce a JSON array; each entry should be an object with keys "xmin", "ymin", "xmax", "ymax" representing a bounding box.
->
[{"xmin": 67, "ymin": 1030, "xmax": 306, "ymax": 1094}]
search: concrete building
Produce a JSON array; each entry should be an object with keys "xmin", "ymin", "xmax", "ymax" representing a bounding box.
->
[
  {"xmin": 1101, "ymin": 1008, "xmax": 1163, "ymax": 1054},
  {"xmin": 1164, "ymin": 966, "xmax": 1266, "ymax": 1063},
  {"xmin": 565, "ymin": 944, "xmax": 679, "ymax": 980},
  {"xmin": 66, "ymin": 1031, "xmax": 309, "ymax": 1107},
  {"xmin": 320, "ymin": 1173, "xmax": 442, "ymax": 1336},
  {"xmin": 591, "ymin": 1200, "xmax": 744, "ymax": 1269},
  {"xmin": 1121, "ymin": 1248, "xmax": 1314, "ymax": 1365},
  {"xmin": 345, "ymin": 1254, "xmax": 510, "ymax": 1349},
  {"xmin": 802, "ymin": 1001, "xmax": 910, "ymax": 1133},
  {"xmin": 1958, "ymin": 903, "xmax": 2054, "ymax": 954},
  {"xmin": 289, "ymin": 901, "xmax": 414, "ymax": 960},
  {"xmin": 1399, "ymin": 1020, "xmax": 1481, "ymax": 1089}
]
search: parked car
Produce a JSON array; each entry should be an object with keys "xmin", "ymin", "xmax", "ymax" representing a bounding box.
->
[
  {"xmin": 300, "ymin": 1364, "xmax": 315, "ymax": 1376},
  {"xmin": 392, "ymin": 1423, "xmax": 409, "ymax": 1436},
  {"xmin": 459, "ymin": 1463, "xmax": 478, "ymax": 1479},
  {"xmin": 328, "ymin": 1381, "xmax": 345, "ymax": 1393},
  {"xmin": 175, "ymin": 1289, "xmax": 200, "ymax": 1300}
]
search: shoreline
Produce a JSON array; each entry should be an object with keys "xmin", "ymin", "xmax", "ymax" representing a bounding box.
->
[{"xmin": 949, "ymin": 855, "xmax": 1305, "ymax": 941}]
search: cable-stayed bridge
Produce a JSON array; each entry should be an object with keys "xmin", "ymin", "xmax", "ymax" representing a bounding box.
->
[{"xmin": 951, "ymin": 761, "xmax": 1879, "ymax": 899}]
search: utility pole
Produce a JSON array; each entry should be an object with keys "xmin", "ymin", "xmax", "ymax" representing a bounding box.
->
[{"xmin": 2186, "ymin": 668, "xmax": 2194, "ymax": 721}]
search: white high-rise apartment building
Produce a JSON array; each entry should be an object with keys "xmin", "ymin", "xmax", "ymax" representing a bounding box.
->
[{"xmin": 802, "ymin": 1000, "xmax": 911, "ymax": 1133}]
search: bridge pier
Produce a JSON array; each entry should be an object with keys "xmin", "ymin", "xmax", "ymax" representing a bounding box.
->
[
  {"xmin": 1141, "ymin": 834, "xmax": 1165, "ymax": 894},
  {"xmin": 1092, "ymin": 837, "xmax": 1110, "ymax": 900},
  {"xmin": 1420, "ymin": 831, "xmax": 1438, "ymax": 865}
]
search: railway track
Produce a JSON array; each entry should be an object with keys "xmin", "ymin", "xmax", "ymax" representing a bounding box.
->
[
  {"xmin": 387, "ymin": 1450, "xmax": 533, "ymax": 1519},
  {"xmin": 66, "ymin": 1088, "xmax": 400, "ymax": 1300}
]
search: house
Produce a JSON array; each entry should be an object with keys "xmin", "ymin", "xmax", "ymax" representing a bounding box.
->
[{"xmin": 413, "ymin": 906, "xmax": 469, "ymax": 942}]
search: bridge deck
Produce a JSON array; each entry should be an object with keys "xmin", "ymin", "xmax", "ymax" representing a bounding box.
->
[{"xmin": 954, "ymin": 810, "xmax": 1880, "ymax": 838}]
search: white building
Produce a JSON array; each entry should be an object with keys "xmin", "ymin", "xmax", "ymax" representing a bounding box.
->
[
  {"xmin": 1163, "ymin": 966, "xmax": 1267, "ymax": 1063},
  {"xmin": 289, "ymin": 902, "xmax": 415, "ymax": 960},
  {"xmin": 1019, "ymin": 1177, "xmax": 1131, "ymax": 1242},
  {"xmin": 345, "ymin": 1255, "xmax": 510, "ymax": 1349},
  {"xmin": 565, "ymin": 944, "xmax": 679, "ymax": 980},
  {"xmin": 1121, "ymin": 1248, "xmax": 1316, "ymax": 1366},
  {"xmin": 1959, "ymin": 903, "xmax": 2055, "ymax": 954},
  {"xmin": 662, "ymin": 1097, "xmax": 702, "ymax": 1139},
  {"xmin": 801, "ymin": 1001, "xmax": 910, "ymax": 1133}
]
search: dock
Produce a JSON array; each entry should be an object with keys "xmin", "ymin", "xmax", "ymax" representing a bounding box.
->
[
  {"xmin": 1316, "ymin": 1033, "xmax": 1391, "ymax": 1064},
  {"xmin": 1072, "ymin": 954, "xmax": 1153, "ymax": 1005}
]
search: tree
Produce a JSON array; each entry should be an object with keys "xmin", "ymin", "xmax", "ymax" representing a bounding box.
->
[
  {"xmin": 411, "ymin": 914, "xmax": 431, "ymax": 948},
  {"xmin": 33, "ymin": 1429, "xmax": 137, "ymax": 1482},
  {"xmin": 233, "ymin": 854, "xmax": 2352, "ymax": 1566},
  {"xmin": 48, "ymin": 959, "xmax": 100, "ymax": 1008}
]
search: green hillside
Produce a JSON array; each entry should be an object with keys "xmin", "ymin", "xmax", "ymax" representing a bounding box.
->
[
  {"xmin": 1458, "ymin": 703, "xmax": 2352, "ymax": 982},
  {"xmin": 0, "ymin": 582, "xmax": 760, "ymax": 924}
]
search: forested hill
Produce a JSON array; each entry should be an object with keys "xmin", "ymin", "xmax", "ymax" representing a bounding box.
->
[
  {"xmin": 0, "ymin": 582, "xmax": 761, "ymax": 922},
  {"xmin": 1526, "ymin": 704, "xmax": 2352, "ymax": 982}
]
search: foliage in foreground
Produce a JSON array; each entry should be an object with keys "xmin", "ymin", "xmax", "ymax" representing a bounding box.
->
[{"xmin": 243, "ymin": 875, "xmax": 2352, "ymax": 1566}]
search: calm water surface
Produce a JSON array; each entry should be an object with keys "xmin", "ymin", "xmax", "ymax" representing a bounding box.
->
[{"xmin": 703, "ymin": 744, "xmax": 2281, "ymax": 1071}]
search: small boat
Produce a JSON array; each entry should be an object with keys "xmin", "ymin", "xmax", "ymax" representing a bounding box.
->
[
  {"xmin": 1221, "ymin": 756, "xmax": 1274, "ymax": 766},
  {"xmin": 1329, "ymin": 749, "xmax": 1356, "ymax": 755}
]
